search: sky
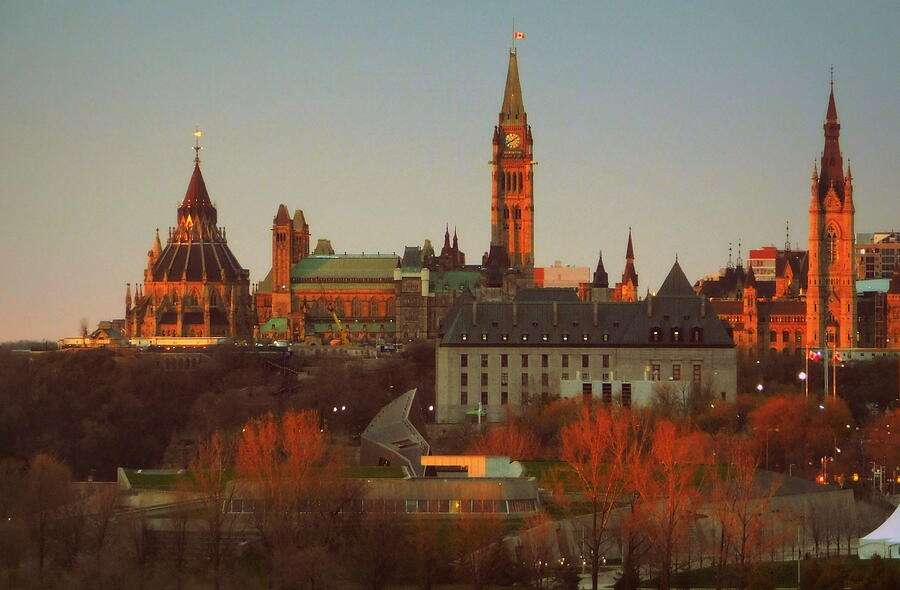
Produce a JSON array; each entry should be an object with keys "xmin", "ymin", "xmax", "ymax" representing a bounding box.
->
[{"xmin": 1, "ymin": 1, "xmax": 898, "ymax": 341}]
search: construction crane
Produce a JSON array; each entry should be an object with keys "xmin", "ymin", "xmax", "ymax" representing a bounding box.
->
[{"xmin": 329, "ymin": 309, "xmax": 352, "ymax": 347}]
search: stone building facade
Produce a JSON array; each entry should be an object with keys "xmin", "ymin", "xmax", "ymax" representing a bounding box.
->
[{"xmin": 435, "ymin": 262, "xmax": 737, "ymax": 424}]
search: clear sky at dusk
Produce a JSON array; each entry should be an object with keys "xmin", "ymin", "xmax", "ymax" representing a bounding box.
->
[{"xmin": 1, "ymin": 1, "xmax": 898, "ymax": 341}]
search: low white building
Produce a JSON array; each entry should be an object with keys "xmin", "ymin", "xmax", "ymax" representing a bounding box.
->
[{"xmin": 435, "ymin": 261, "xmax": 737, "ymax": 423}]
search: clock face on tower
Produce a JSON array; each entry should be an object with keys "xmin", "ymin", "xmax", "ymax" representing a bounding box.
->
[{"xmin": 504, "ymin": 132, "xmax": 521, "ymax": 149}]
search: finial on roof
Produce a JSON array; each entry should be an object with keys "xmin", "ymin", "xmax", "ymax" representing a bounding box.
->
[
  {"xmin": 785, "ymin": 220, "xmax": 791, "ymax": 252},
  {"xmin": 830, "ymin": 64, "xmax": 834, "ymax": 90},
  {"xmin": 193, "ymin": 128, "xmax": 203, "ymax": 165},
  {"xmin": 727, "ymin": 242, "xmax": 733, "ymax": 269},
  {"xmin": 736, "ymin": 239, "xmax": 743, "ymax": 267}
]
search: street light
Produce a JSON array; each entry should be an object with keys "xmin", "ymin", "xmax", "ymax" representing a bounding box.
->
[{"xmin": 766, "ymin": 427, "xmax": 779, "ymax": 471}]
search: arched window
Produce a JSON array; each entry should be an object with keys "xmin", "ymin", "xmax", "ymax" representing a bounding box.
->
[
  {"xmin": 352, "ymin": 297, "xmax": 361, "ymax": 317},
  {"xmin": 826, "ymin": 226, "xmax": 839, "ymax": 263},
  {"xmin": 386, "ymin": 297, "xmax": 396, "ymax": 316},
  {"xmin": 369, "ymin": 297, "xmax": 379, "ymax": 317},
  {"xmin": 499, "ymin": 173, "xmax": 504, "ymax": 191},
  {"xmin": 518, "ymin": 172, "xmax": 523, "ymax": 191},
  {"xmin": 782, "ymin": 330, "xmax": 789, "ymax": 344}
]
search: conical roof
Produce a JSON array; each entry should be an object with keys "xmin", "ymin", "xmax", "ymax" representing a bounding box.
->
[
  {"xmin": 177, "ymin": 163, "xmax": 218, "ymax": 231},
  {"xmin": 657, "ymin": 260, "xmax": 697, "ymax": 298},
  {"xmin": 592, "ymin": 251, "xmax": 609, "ymax": 288}
]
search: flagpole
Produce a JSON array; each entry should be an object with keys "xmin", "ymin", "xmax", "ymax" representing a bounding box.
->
[
  {"xmin": 512, "ymin": 17, "xmax": 516, "ymax": 50},
  {"xmin": 804, "ymin": 346, "xmax": 809, "ymax": 398},
  {"xmin": 832, "ymin": 350, "xmax": 837, "ymax": 398}
]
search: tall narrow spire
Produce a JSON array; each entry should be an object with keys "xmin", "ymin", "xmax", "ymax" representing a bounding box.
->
[
  {"xmin": 500, "ymin": 50, "xmax": 526, "ymax": 124},
  {"xmin": 625, "ymin": 227, "xmax": 635, "ymax": 261},
  {"xmin": 621, "ymin": 229, "xmax": 638, "ymax": 287},
  {"xmin": 592, "ymin": 250, "xmax": 608, "ymax": 288},
  {"xmin": 819, "ymin": 77, "xmax": 844, "ymax": 200}
]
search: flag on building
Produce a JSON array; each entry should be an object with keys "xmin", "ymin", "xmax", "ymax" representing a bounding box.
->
[{"xmin": 514, "ymin": 31, "xmax": 525, "ymax": 39}]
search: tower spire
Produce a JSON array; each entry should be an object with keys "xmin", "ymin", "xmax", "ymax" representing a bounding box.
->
[
  {"xmin": 819, "ymin": 75, "xmax": 844, "ymax": 201},
  {"xmin": 500, "ymin": 49, "xmax": 526, "ymax": 124}
]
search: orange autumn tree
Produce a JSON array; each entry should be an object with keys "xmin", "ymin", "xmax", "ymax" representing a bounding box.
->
[
  {"xmin": 236, "ymin": 410, "xmax": 358, "ymax": 558},
  {"xmin": 466, "ymin": 420, "xmax": 542, "ymax": 460},
  {"xmin": 631, "ymin": 420, "xmax": 710, "ymax": 590},
  {"xmin": 556, "ymin": 406, "xmax": 646, "ymax": 590}
]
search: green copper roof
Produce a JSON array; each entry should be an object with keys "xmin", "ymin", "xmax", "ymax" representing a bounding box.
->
[
  {"xmin": 312, "ymin": 322, "xmax": 396, "ymax": 334},
  {"xmin": 431, "ymin": 270, "xmax": 482, "ymax": 293},
  {"xmin": 291, "ymin": 254, "xmax": 398, "ymax": 280},
  {"xmin": 260, "ymin": 317, "xmax": 289, "ymax": 333}
]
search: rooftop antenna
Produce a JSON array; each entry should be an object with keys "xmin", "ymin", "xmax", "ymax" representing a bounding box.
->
[
  {"xmin": 193, "ymin": 128, "xmax": 203, "ymax": 165},
  {"xmin": 736, "ymin": 238, "xmax": 743, "ymax": 267},
  {"xmin": 727, "ymin": 242, "xmax": 733, "ymax": 269},
  {"xmin": 785, "ymin": 220, "xmax": 791, "ymax": 252}
]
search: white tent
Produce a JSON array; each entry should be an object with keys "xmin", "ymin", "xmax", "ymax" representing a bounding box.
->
[{"xmin": 859, "ymin": 503, "xmax": 900, "ymax": 559}]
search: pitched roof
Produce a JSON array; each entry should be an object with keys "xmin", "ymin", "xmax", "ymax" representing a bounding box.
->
[
  {"xmin": 592, "ymin": 251, "xmax": 609, "ymax": 288},
  {"xmin": 657, "ymin": 261, "xmax": 697, "ymax": 297},
  {"xmin": 274, "ymin": 204, "xmax": 291, "ymax": 224},
  {"xmin": 515, "ymin": 288, "xmax": 581, "ymax": 303},
  {"xmin": 500, "ymin": 50, "xmax": 526, "ymax": 124},
  {"xmin": 291, "ymin": 254, "xmax": 398, "ymax": 281}
]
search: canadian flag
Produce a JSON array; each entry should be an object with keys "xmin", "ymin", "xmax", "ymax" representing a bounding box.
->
[
  {"xmin": 833, "ymin": 351, "xmax": 842, "ymax": 362},
  {"xmin": 514, "ymin": 31, "xmax": 525, "ymax": 39},
  {"xmin": 808, "ymin": 349, "xmax": 822, "ymax": 362}
]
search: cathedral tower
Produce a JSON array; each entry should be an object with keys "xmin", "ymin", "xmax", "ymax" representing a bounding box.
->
[
  {"xmin": 490, "ymin": 48, "xmax": 534, "ymax": 270},
  {"xmin": 807, "ymin": 82, "xmax": 856, "ymax": 350}
]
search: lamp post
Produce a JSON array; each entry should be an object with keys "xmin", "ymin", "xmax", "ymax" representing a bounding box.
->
[{"xmin": 766, "ymin": 427, "xmax": 779, "ymax": 471}]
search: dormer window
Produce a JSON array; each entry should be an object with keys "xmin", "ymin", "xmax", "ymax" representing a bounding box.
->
[
  {"xmin": 562, "ymin": 333, "xmax": 569, "ymax": 342},
  {"xmin": 671, "ymin": 328, "xmax": 682, "ymax": 343},
  {"xmin": 650, "ymin": 327, "xmax": 662, "ymax": 343},
  {"xmin": 602, "ymin": 333, "xmax": 609, "ymax": 342},
  {"xmin": 501, "ymin": 333, "xmax": 509, "ymax": 341},
  {"xmin": 521, "ymin": 334, "xmax": 529, "ymax": 342},
  {"xmin": 481, "ymin": 333, "xmax": 488, "ymax": 342},
  {"xmin": 691, "ymin": 327, "xmax": 704, "ymax": 343},
  {"xmin": 582, "ymin": 334, "xmax": 590, "ymax": 342},
  {"xmin": 461, "ymin": 333, "xmax": 468, "ymax": 341},
  {"xmin": 541, "ymin": 334, "xmax": 549, "ymax": 341}
]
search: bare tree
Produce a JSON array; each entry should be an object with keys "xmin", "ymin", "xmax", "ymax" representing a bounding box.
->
[
  {"xmin": 711, "ymin": 442, "xmax": 783, "ymax": 590},
  {"xmin": 17, "ymin": 454, "xmax": 77, "ymax": 584},
  {"xmin": 555, "ymin": 406, "xmax": 646, "ymax": 590},
  {"xmin": 452, "ymin": 514, "xmax": 508, "ymax": 590}
]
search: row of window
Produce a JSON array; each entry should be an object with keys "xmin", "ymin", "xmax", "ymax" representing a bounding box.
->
[
  {"xmin": 648, "ymin": 363, "xmax": 702, "ymax": 383},
  {"xmin": 461, "ymin": 353, "xmax": 610, "ymax": 369},
  {"xmin": 461, "ymin": 327, "xmax": 704, "ymax": 344},
  {"xmin": 460, "ymin": 382, "xmax": 634, "ymax": 408},
  {"xmin": 225, "ymin": 498, "xmax": 537, "ymax": 515}
]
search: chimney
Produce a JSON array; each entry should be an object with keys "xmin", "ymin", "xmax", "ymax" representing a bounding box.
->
[
  {"xmin": 592, "ymin": 301, "xmax": 599, "ymax": 327},
  {"xmin": 552, "ymin": 301, "xmax": 558, "ymax": 327}
]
